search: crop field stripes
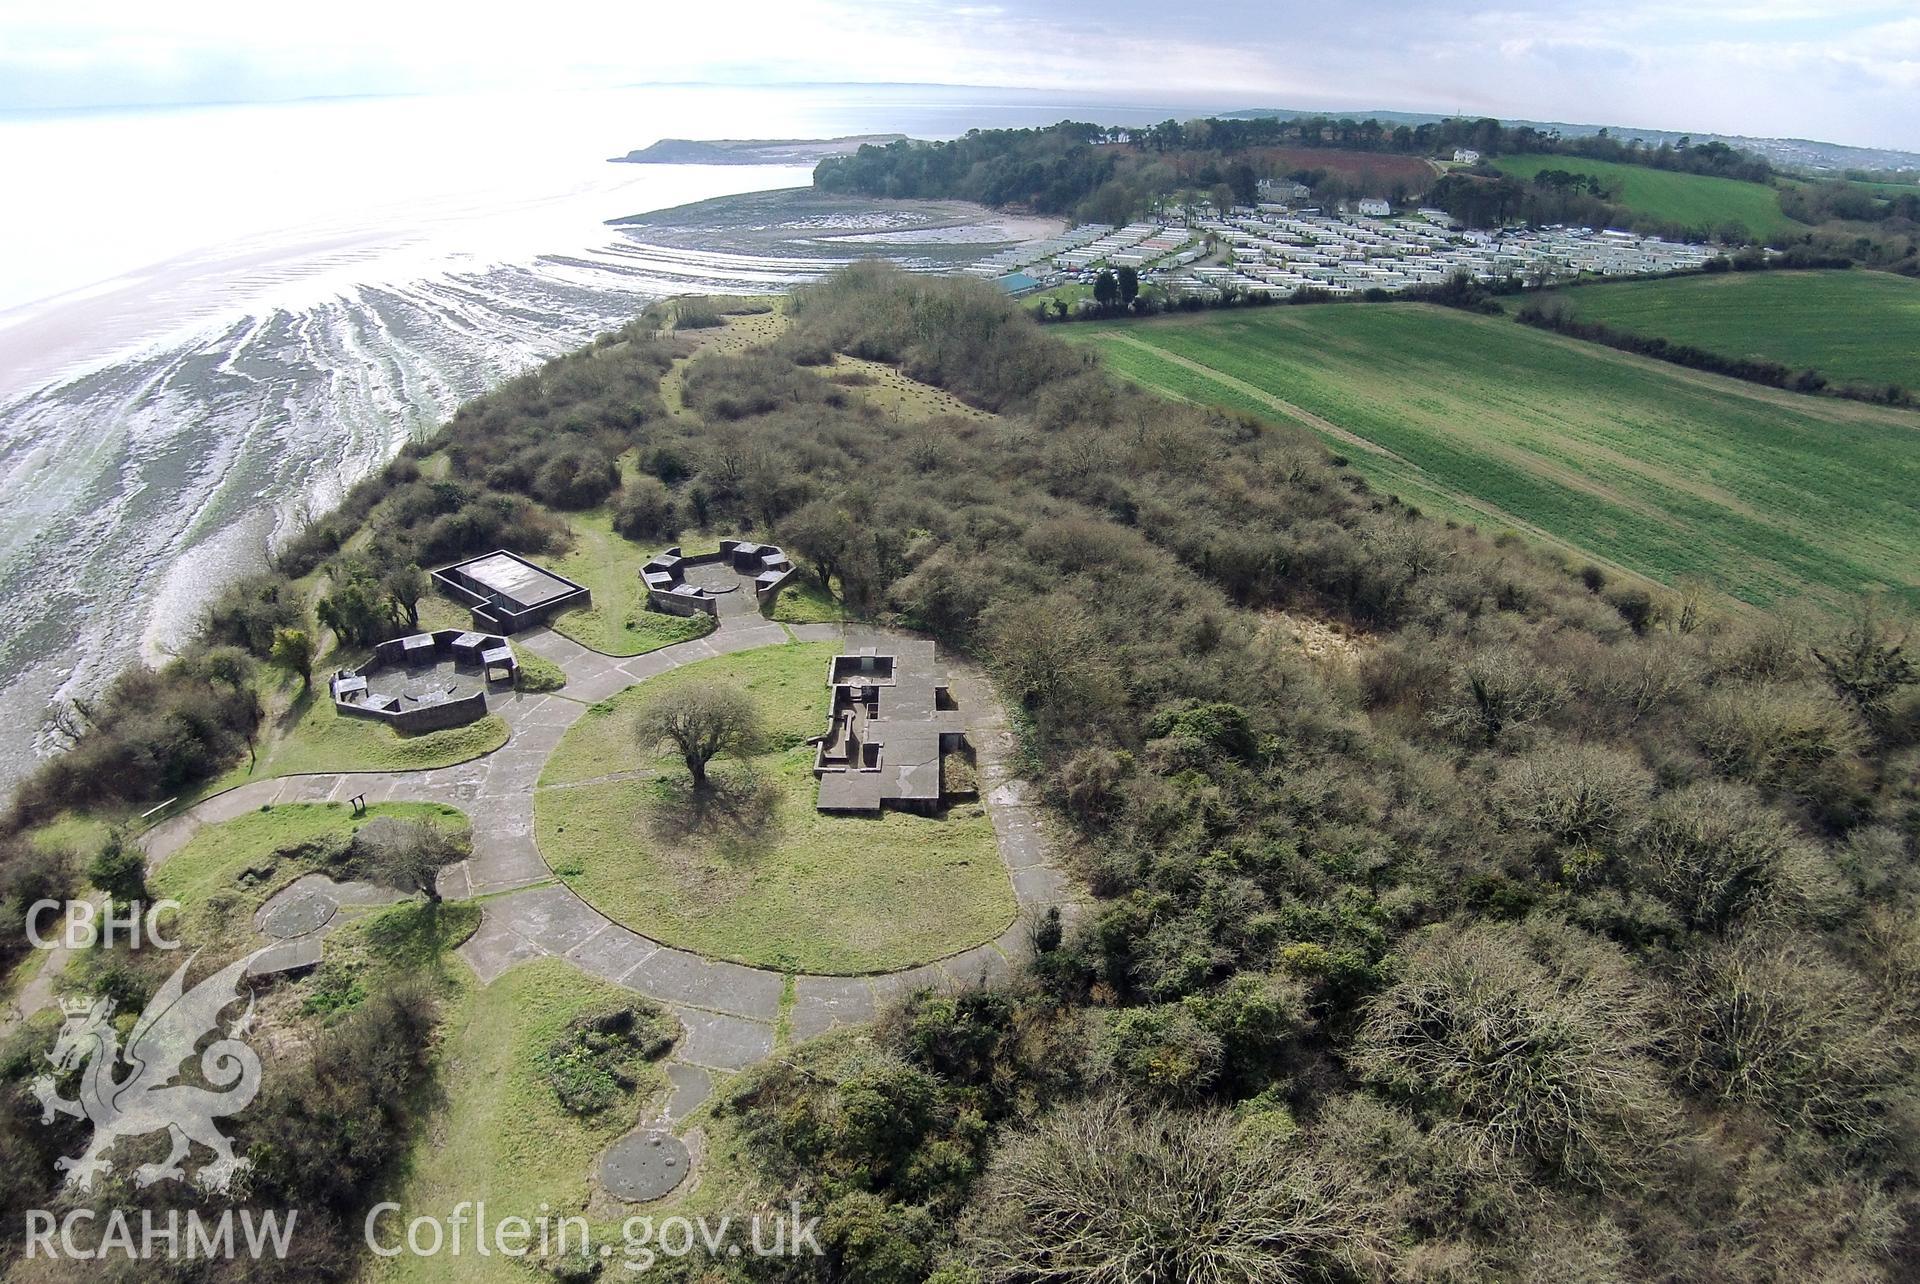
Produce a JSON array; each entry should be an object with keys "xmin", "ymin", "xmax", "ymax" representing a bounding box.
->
[{"xmin": 1069, "ymin": 306, "xmax": 1920, "ymax": 613}]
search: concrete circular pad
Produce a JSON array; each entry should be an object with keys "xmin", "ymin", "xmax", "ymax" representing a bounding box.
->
[
  {"xmin": 600, "ymin": 1129, "xmax": 690, "ymax": 1202},
  {"xmin": 261, "ymin": 889, "xmax": 336, "ymax": 939}
]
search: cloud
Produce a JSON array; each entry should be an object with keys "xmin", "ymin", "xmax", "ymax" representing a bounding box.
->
[{"xmin": 0, "ymin": 0, "xmax": 1911, "ymax": 150}]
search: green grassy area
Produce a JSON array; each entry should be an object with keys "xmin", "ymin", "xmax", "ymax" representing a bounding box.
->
[
  {"xmin": 769, "ymin": 571, "xmax": 850, "ymax": 624},
  {"xmin": 1065, "ymin": 305, "xmax": 1920, "ymax": 612},
  {"xmin": 1492, "ymin": 153, "xmax": 1800, "ymax": 242},
  {"xmin": 150, "ymin": 802, "xmax": 464, "ymax": 951},
  {"xmin": 512, "ymin": 648, "xmax": 568, "ymax": 693},
  {"xmin": 26, "ymin": 811, "xmax": 116, "ymax": 855},
  {"xmin": 365, "ymin": 959, "xmax": 674, "ymax": 1284},
  {"xmin": 216, "ymin": 684, "xmax": 508, "ymax": 787},
  {"xmin": 536, "ymin": 642, "xmax": 1013, "ymax": 974},
  {"xmin": 1536, "ymin": 270, "xmax": 1920, "ymax": 392},
  {"xmin": 827, "ymin": 353, "xmax": 997, "ymax": 422},
  {"xmin": 318, "ymin": 898, "xmax": 482, "ymax": 986},
  {"xmin": 548, "ymin": 509, "xmax": 720, "ymax": 656}
]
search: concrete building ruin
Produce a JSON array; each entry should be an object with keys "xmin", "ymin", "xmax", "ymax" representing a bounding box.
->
[
  {"xmin": 810, "ymin": 641, "xmax": 969, "ymax": 814},
  {"xmin": 432, "ymin": 550, "xmax": 590, "ymax": 633},
  {"xmin": 643, "ymin": 540, "xmax": 797, "ymax": 616},
  {"xmin": 328, "ymin": 628, "xmax": 515, "ymax": 734}
]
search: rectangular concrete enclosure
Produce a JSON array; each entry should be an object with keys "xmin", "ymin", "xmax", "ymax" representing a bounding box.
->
[
  {"xmin": 810, "ymin": 641, "xmax": 969, "ymax": 815},
  {"xmin": 433, "ymin": 550, "xmax": 590, "ymax": 633}
]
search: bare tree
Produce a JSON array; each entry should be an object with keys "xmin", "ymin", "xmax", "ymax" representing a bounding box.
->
[
  {"xmin": 635, "ymin": 682, "xmax": 762, "ymax": 790},
  {"xmin": 1812, "ymin": 598, "xmax": 1916, "ymax": 729},
  {"xmin": 962, "ymin": 1093, "xmax": 1393, "ymax": 1284},
  {"xmin": 1350, "ymin": 918, "xmax": 1677, "ymax": 1190},
  {"xmin": 352, "ymin": 817, "xmax": 470, "ymax": 903}
]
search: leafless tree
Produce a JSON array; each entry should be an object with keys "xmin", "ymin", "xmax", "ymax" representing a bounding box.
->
[{"xmin": 353, "ymin": 817, "xmax": 470, "ymax": 903}]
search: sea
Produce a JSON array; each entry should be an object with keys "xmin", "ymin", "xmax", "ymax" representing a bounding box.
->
[{"xmin": 0, "ymin": 83, "xmax": 1222, "ymax": 790}]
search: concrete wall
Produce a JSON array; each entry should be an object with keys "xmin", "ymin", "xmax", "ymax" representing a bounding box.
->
[
  {"xmin": 646, "ymin": 588, "xmax": 718, "ymax": 618},
  {"xmin": 430, "ymin": 563, "xmax": 589, "ymax": 634},
  {"xmin": 753, "ymin": 563, "xmax": 798, "ymax": 607},
  {"xmin": 333, "ymin": 628, "xmax": 502, "ymax": 734},
  {"xmin": 333, "ymin": 690, "xmax": 488, "ymax": 734}
]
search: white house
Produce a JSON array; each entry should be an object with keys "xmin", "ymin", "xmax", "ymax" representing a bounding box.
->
[
  {"xmin": 1453, "ymin": 148, "xmax": 1482, "ymax": 164},
  {"xmin": 1356, "ymin": 198, "xmax": 1392, "ymax": 217}
]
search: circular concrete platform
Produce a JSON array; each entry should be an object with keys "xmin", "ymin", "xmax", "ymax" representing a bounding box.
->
[
  {"xmin": 261, "ymin": 889, "xmax": 336, "ymax": 939},
  {"xmin": 599, "ymin": 1129, "xmax": 690, "ymax": 1202}
]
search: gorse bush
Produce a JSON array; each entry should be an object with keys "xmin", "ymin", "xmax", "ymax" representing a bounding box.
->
[
  {"xmin": 960, "ymin": 1095, "xmax": 1393, "ymax": 1284},
  {"xmin": 539, "ymin": 1002, "xmax": 677, "ymax": 1114}
]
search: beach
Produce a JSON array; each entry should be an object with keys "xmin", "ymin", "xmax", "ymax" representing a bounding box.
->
[{"xmin": 0, "ymin": 83, "xmax": 1139, "ymax": 788}]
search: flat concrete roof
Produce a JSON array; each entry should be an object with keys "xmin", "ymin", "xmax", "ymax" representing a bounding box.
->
[
  {"xmin": 452, "ymin": 552, "xmax": 581, "ymax": 609},
  {"xmin": 815, "ymin": 638, "xmax": 961, "ymax": 812},
  {"xmin": 818, "ymin": 771, "xmax": 886, "ymax": 811}
]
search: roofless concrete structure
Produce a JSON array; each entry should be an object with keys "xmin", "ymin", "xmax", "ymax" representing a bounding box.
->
[
  {"xmin": 642, "ymin": 540, "xmax": 797, "ymax": 617},
  {"xmin": 810, "ymin": 641, "xmax": 968, "ymax": 814}
]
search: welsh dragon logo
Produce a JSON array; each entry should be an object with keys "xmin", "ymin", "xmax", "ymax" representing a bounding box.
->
[{"xmin": 31, "ymin": 951, "xmax": 264, "ymax": 1194}]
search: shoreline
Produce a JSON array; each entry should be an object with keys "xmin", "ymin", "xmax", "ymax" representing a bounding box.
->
[{"xmin": 0, "ymin": 184, "xmax": 1058, "ymax": 792}]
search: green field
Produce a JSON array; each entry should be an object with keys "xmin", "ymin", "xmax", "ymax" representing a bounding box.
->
[
  {"xmin": 366, "ymin": 960, "xmax": 674, "ymax": 1284},
  {"xmin": 209, "ymin": 688, "xmax": 509, "ymax": 789},
  {"xmin": 1065, "ymin": 306, "xmax": 1920, "ymax": 611},
  {"xmin": 1540, "ymin": 270, "xmax": 1920, "ymax": 391},
  {"xmin": 536, "ymin": 642, "xmax": 1013, "ymax": 974},
  {"xmin": 1493, "ymin": 153, "xmax": 1799, "ymax": 243},
  {"xmin": 149, "ymin": 800, "xmax": 468, "ymax": 952},
  {"xmin": 548, "ymin": 510, "xmax": 718, "ymax": 656}
]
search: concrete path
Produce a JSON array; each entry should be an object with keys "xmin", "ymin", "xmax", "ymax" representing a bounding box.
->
[{"xmin": 137, "ymin": 595, "xmax": 1082, "ymax": 1073}]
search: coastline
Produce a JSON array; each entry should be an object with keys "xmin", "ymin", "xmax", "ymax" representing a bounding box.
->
[{"xmin": 0, "ymin": 183, "xmax": 1058, "ymax": 792}]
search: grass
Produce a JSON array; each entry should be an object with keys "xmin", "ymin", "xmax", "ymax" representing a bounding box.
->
[
  {"xmin": 827, "ymin": 354, "xmax": 996, "ymax": 422},
  {"xmin": 365, "ymin": 959, "xmax": 674, "ymax": 1284},
  {"xmin": 324, "ymin": 898, "xmax": 482, "ymax": 981},
  {"xmin": 1535, "ymin": 270, "xmax": 1920, "ymax": 392},
  {"xmin": 220, "ymin": 687, "xmax": 509, "ymax": 786},
  {"xmin": 1491, "ymin": 153, "xmax": 1801, "ymax": 243},
  {"xmin": 548, "ymin": 508, "xmax": 719, "ymax": 656},
  {"xmin": 513, "ymin": 648, "xmax": 568, "ymax": 693},
  {"xmin": 536, "ymin": 642, "xmax": 1013, "ymax": 974},
  {"xmin": 26, "ymin": 811, "xmax": 116, "ymax": 855},
  {"xmin": 769, "ymin": 571, "xmax": 850, "ymax": 624},
  {"xmin": 1065, "ymin": 305, "xmax": 1920, "ymax": 613},
  {"xmin": 149, "ymin": 800, "xmax": 467, "ymax": 952}
]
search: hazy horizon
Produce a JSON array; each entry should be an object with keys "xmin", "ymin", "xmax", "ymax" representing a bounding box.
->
[
  {"xmin": 3, "ymin": 79, "xmax": 1914, "ymax": 159},
  {"xmin": 4, "ymin": 1, "xmax": 1916, "ymax": 152}
]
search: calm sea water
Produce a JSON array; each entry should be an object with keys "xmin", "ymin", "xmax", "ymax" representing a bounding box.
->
[{"xmin": 0, "ymin": 83, "xmax": 1219, "ymax": 790}]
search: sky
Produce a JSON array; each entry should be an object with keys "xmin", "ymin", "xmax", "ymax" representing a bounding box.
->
[{"xmin": 3, "ymin": 0, "xmax": 1917, "ymax": 151}]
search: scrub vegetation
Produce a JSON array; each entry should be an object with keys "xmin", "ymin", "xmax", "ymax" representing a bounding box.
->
[{"xmin": 2, "ymin": 265, "xmax": 1918, "ymax": 1282}]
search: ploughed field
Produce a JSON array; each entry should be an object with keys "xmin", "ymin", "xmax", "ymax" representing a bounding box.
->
[
  {"xmin": 1066, "ymin": 304, "xmax": 1920, "ymax": 612},
  {"xmin": 1534, "ymin": 269, "xmax": 1920, "ymax": 393}
]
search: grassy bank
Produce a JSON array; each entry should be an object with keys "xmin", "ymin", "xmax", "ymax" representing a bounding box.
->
[
  {"xmin": 1491, "ymin": 153, "xmax": 1800, "ymax": 242},
  {"xmin": 548, "ymin": 509, "xmax": 719, "ymax": 656}
]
